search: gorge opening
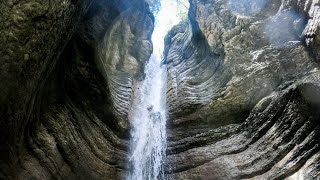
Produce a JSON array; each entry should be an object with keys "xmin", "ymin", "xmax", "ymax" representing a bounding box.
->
[
  {"xmin": 127, "ymin": 0, "xmax": 189, "ymax": 179},
  {"xmin": 2, "ymin": 0, "xmax": 320, "ymax": 179}
]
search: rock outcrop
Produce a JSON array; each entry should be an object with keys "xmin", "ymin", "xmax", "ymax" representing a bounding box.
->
[
  {"xmin": 0, "ymin": 0, "xmax": 153, "ymax": 179},
  {"xmin": 165, "ymin": 0, "xmax": 320, "ymax": 179},
  {"xmin": 1, "ymin": 0, "xmax": 320, "ymax": 179}
]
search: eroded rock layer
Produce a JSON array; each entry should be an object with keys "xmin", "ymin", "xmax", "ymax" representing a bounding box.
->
[
  {"xmin": 1, "ymin": 0, "xmax": 320, "ymax": 179},
  {"xmin": 165, "ymin": 0, "xmax": 320, "ymax": 179},
  {"xmin": 0, "ymin": 0, "xmax": 153, "ymax": 179}
]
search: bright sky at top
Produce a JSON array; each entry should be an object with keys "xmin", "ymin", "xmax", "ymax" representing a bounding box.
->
[{"xmin": 151, "ymin": 0, "xmax": 189, "ymax": 58}]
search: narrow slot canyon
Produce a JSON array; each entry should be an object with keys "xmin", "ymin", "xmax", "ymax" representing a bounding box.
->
[
  {"xmin": 127, "ymin": 1, "xmax": 185, "ymax": 178},
  {"xmin": 0, "ymin": 0, "xmax": 320, "ymax": 180}
]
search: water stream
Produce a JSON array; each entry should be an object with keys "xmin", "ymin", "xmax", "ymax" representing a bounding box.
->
[
  {"xmin": 127, "ymin": 0, "xmax": 188, "ymax": 179},
  {"xmin": 127, "ymin": 54, "xmax": 167, "ymax": 179}
]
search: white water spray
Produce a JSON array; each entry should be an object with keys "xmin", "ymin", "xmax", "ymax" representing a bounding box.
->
[
  {"xmin": 127, "ymin": 53, "xmax": 167, "ymax": 179},
  {"xmin": 127, "ymin": 0, "xmax": 188, "ymax": 179}
]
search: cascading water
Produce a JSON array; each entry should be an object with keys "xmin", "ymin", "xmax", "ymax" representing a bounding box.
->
[
  {"xmin": 127, "ymin": 0, "xmax": 188, "ymax": 179},
  {"xmin": 127, "ymin": 54, "xmax": 167, "ymax": 179}
]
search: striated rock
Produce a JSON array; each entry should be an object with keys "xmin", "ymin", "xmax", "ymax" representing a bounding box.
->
[
  {"xmin": 165, "ymin": 0, "xmax": 320, "ymax": 179},
  {"xmin": 96, "ymin": 3, "xmax": 153, "ymax": 125},
  {"xmin": 167, "ymin": 75, "xmax": 320, "ymax": 179},
  {"xmin": 1, "ymin": 0, "xmax": 320, "ymax": 179},
  {"xmin": 0, "ymin": 0, "xmax": 153, "ymax": 179},
  {"xmin": 0, "ymin": 0, "xmax": 93, "ymax": 178}
]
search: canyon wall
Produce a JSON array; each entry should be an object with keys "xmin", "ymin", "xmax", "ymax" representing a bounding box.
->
[
  {"xmin": 1, "ymin": 0, "xmax": 320, "ymax": 179},
  {"xmin": 165, "ymin": 0, "xmax": 320, "ymax": 179},
  {"xmin": 0, "ymin": 0, "xmax": 153, "ymax": 179}
]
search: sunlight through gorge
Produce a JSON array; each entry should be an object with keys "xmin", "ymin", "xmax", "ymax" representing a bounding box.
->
[{"xmin": 127, "ymin": 0, "xmax": 189, "ymax": 179}]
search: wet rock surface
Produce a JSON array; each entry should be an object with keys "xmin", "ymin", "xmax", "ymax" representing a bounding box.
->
[
  {"xmin": 1, "ymin": 0, "xmax": 320, "ymax": 179},
  {"xmin": 0, "ymin": 0, "xmax": 153, "ymax": 179},
  {"xmin": 165, "ymin": 0, "xmax": 320, "ymax": 179}
]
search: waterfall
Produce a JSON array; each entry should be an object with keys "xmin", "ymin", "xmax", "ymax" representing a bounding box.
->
[
  {"xmin": 127, "ymin": 0, "xmax": 188, "ymax": 179},
  {"xmin": 127, "ymin": 54, "xmax": 167, "ymax": 179}
]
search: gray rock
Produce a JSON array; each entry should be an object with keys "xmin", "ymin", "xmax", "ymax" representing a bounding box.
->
[
  {"xmin": 1, "ymin": 0, "xmax": 320, "ymax": 179},
  {"xmin": 0, "ymin": 0, "xmax": 153, "ymax": 179},
  {"xmin": 165, "ymin": 0, "xmax": 320, "ymax": 179}
]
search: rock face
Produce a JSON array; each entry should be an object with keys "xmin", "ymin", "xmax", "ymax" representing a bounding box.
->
[
  {"xmin": 0, "ymin": 0, "xmax": 153, "ymax": 179},
  {"xmin": 0, "ymin": 0, "xmax": 92, "ymax": 178},
  {"xmin": 165, "ymin": 0, "xmax": 320, "ymax": 179},
  {"xmin": 95, "ymin": 0, "xmax": 153, "ymax": 131},
  {"xmin": 1, "ymin": 0, "xmax": 320, "ymax": 179}
]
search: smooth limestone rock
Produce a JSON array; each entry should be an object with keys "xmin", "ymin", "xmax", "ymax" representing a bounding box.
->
[
  {"xmin": 97, "ymin": 4, "xmax": 153, "ymax": 127},
  {"xmin": 0, "ymin": 0, "xmax": 153, "ymax": 179},
  {"xmin": 1, "ymin": 0, "xmax": 320, "ymax": 179},
  {"xmin": 165, "ymin": 0, "xmax": 320, "ymax": 179},
  {"xmin": 0, "ymin": 0, "xmax": 92, "ymax": 178}
]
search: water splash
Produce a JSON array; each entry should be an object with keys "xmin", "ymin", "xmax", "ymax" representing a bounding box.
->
[
  {"xmin": 228, "ymin": 0, "xmax": 267, "ymax": 16},
  {"xmin": 265, "ymin": 10, "xmax": 305, "ymax": 46},
  {"xmin": 127, "ymin": 0, "xmax": 188, "ymax": 179},
  {"xmin": 127, "ymin": 54, "xmax": 167, "ymax": 179}
]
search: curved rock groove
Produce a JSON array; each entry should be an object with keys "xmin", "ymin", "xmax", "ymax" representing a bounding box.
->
[
  {"xmin": 165, "ymin": 0, "xmax": 320, "ymax": 179},
  {"xmin": 1, "ymin": 0, "xmax": 320, "ymax": 179}
]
